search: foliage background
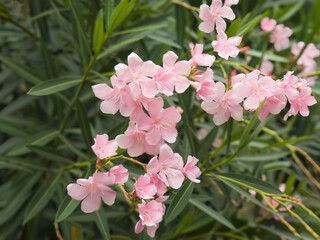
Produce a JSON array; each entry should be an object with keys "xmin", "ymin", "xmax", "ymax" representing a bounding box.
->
[{"xmin": 0, "ymin": 0, "xmax": 320, "ymax": 239}]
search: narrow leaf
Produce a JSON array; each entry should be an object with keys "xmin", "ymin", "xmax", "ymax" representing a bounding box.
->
[
  {"xmin": 28, "ymin": 78, "xmax": 81, "ymax": 96},
  {"xmin": 0, "ymin": 55, "xmax": 41, "ymax": 84},
  {"xmin": 93, "ymin": 10, "xmax": 105, "ymax": 54},
  {"xmin": 237, "ymin": 11, "xmax": 269, "ymax": 36},
  {"xmin": 76, "ymin": 100, "xmax": 93, "ymax": 154},
  {"xmin": 23, "ymin": 172, "xmax": 62, "ymax": 224},
  {"xmin": 0, "ymin": 172, "xmax": 42, "ymax": 225},
  {"xmin": 238, "ymin": 99, "xmax": 265, "ymax": 151},
  {"xmin": 94, "ymin": 209, "xmax": 110, "ymax": 240},
  {"xmin": 216, "ymin": 173, "xmax": 283, "ymax": 194},
  {"xmin": 165, "ymin": 181, "xmax": 194, "ymax": 224},
  {"xmin": 55, "ymin": 195, "xmax": 80, "ymax": 223},
  {"xmin": 189, "ymin": 198, "xmax": 236, "ymax": 230}
]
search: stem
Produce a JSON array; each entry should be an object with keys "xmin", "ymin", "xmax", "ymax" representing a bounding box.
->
[
  {"xmin": 274, "ymin": 198, "xmax": 320, "ymax": 239},
  {"xmin": 170, "ymin": 0, "xmax": 199, "ymax": 12},
  {"xmin": 54, "ymin": 223, "xmax": 64, "ymax": 240},
  {"xmin": 5, "ymin": 17, "xmax": 39, "ymax": 40},
  {"xmin": 278, "ymin": 215, "xmax": 301, "ymax": 238},
  {"xmin": 59, "ymin": 55, "xmax": 97, "ymax": 133},
  {"xmin": 120, "ymin": 155, "xmax": 147, "ymax": 171}
]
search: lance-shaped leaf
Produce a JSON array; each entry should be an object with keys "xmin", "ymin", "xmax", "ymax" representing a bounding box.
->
[
  {"xmin": 165, "ymin": 181, "xmax": 194, "ymax": 224},
  {"xmin": 23, "ymin": 172, "xmax": 62, "ymax": 224}
]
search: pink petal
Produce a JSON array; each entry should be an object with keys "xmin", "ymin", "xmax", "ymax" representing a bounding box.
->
[
  {"xmin": 199, "ymin": 4, "xmax": 211, "ymax": 20},
  {"xmin": 127, "ymin": 52, "xmax": 143, "ymax": 73},
  {"xmin": 67, "ymin": 184, "xmax": 89, "ymax": 200},
  {"xmin": 92, "ymin": 83, "xmax": 112, "ymax": 100},
  {"xmin": 163, "ymin": 51, "xmax": 178, "ymax": 68},
  {"xmin": 135, "ymin": 220, "xmax": 144, "ymax": 234},
  {"xmin": 215, "ymin": 17, "xmax": 227, "ymax": 32},
  {"xmin": 100, "ymin": 187, "xmax": 116, "ymax": 206},
  {"xmin": 199, "ymin": 20, "xmax": 215, "ymax": 33},
  {"xmin": 218, "ymin": 6, "xmax": 235, "ymax": 20},
  {"xmin": 161, "ymin": 126, "xmax": 178, "ymax": 143},
  {"xmin": 165, "ymin": 169, "xmax": 185, "ymax": 189},
  {"xmin": 147, "ymin": 156, "xmax": 161, "ymax": 173},
  {"xmin": 100, "ymin": 99, "xmax": 119, "ymax": 115},
  {"xmin": 147, "ymin": 225, "xmax": 158, "ymax": 238},
  {"xmin": 81, "ymin": 192, "xmax": 101, "ymax": 213}
]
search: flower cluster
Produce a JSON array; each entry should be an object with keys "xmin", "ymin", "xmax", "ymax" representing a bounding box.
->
[
  {"xmin": 67, "ymin": 135, "xmax": 201, "ymax": 237},
  {"xmin": 260, "ymin": 17, "xmax": 293, "ymax": 51},
  {"xmin": 65, "ymin": 0, "xmax": 318, "ymax": 238},
  {"xmin": 291, "ymin": 42, "xmax": 320, "ymax": 85}
]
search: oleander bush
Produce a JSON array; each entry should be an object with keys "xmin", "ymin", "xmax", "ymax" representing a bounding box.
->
[{"xmin": 0, "ymin": 0, "xmax": 320, "ymax": 239}]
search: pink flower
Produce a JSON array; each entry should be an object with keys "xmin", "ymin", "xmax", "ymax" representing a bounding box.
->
[
  {"xmin": 134, "ymin": 174, "xmax": 157, "ymax": 199},
  {"xmin": 212, "ymin": 31, "xmax": 242, "ymax": 60},
  {"xmin": 115, "ymin": 121, "xmax": 157, "ymax": 157},
  {"xmin": 108, "ymin": 164, "xmax": 129, "ymax": 185},
  {"xmin": 260, "ymin": 17, "xmax": 276, "ymax": 33},
  {"xmin": 91, "ymin": 134, "xmax": 118, "ymax": 159},
  {"xmin": 260, "ymin": 59, "xmax": 274, "ymax": 76},
  {"xmin": 144, "ymin": 98, "xmax": 181, "ymax": 145},
  {"xmin": 276, "ymin": 71, "xmax": 299, "ymax": 100},
  {"xmin": 225, "ymin": 0, "xmax": 239, "ymax": 6},
  {"xmin": 147, "ymin": 144, "xmax": 185, "ymax": 189},
  {"xmin": 153, "ymin": 51, "xmax": 191, "ymax": 96},
  {"xmin": 92, "ymin": 75, "xmax": 135, "ymax": 117},
  {"xmin": 135, "ymin": 197, "xmax": 168, "ymax": 237},
  {"xmin": 291, "ymin": 42, "xmax": 320, "ymax": 66},
  {"xmin": 199, "ymin": 0, "xmax": 236, "ymax": 33},
  {"xmin": 192, "ymin": 68, "xmax": 216, "ymax": 101},
  {"xmin": 67, "ymin": 172, "xmax": 116, "ymax": 213},
  {"xmin": 201, "ymin": 82, "xmax": 243, "ymax": 125},
  {"xmin": 115, "ymin": 52, "xmax": 159, "ymax": 98},
  {"xmin": 189, "ymin": 43, "xmax": 215, "ymax": 67},
  {"xmin": 182, "ymin": 156, "xmax": 201, "ymax": 183},
  {"xmin": 232, "ymin": 70, "xmax": 276, "ymax": 111},
  {"xmin": 270, "ymin": 24, "xmax": 293, "ymax": 51},
  {"xmin": 149, "ymin": 173, "xmax": 168, "ymax": 196},
  {"xmin": 284, "ymin": 86, "xmax": 317, "ymax": 120},
  {"xmin": 258, "ymin": 94, "xmax": 287, "ymax": 121}
]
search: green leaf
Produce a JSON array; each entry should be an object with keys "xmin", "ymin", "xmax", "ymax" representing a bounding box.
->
[
  {"xmin": 94, "ymin": 209, "xmax": 110, "ymax": 240},
  {"xmin": 165, "ymin": 181, "xmax": 194, "ymax": 224},
  {"xmin": 105, "ymin": 0, "xmax": 114, "ymax": 28},
  {"xmin": 6, "ymin": 130, "xmax": 60, "ymax": 156},
  {"xmin": 177, "ymin": 88, "xmax": 199, "ymax": 156},
  {"xmin": 263, "ymin": 161, "xmax": 291, "ymax": 171},
  {"xmin": 0, "ymin": 55, "xmax": 41, "ymax": 84},
  {"xmin": 23, "ymin": 172, "xmax": 62, "ymax": 224},
  {"xmin": 59, "ymin": 134, "xmax": 91, "ymax": 161},
  {"xmin": 237, "ymin": 100, "xmax": 265, "ymax": 151},
  {"xmin": 55, "ymin": 195, "xmax": 80, "ymax": 223},
  {"xmin": 28, "ymin": 77, "xmax": 81, "ymax": 96},
  {"xmin": 28, "ymin": 146, "xmax": 74, "ymax": 164},
  {"xmin": 76, "ymin": 100, "xmax": 93, "ymax": 153},
  {"xmin": 98, "ymin": 31, "xmax": 150, "ymax": 59},
  {"xmin": 226, "ymin": 18, "xmax": 241, "ymax": 37},
  {"xmin": 234, "ymin": 151, "xmax": 290, "ymax": 162},
  {"xmin": 175, "ymin": 5, "xmax": 185, "ymax": 47},
  {"xmin": 218, "ymin": 178, "xmax": 274, "ymax": 213},
  {"xmin": 93, "ymin": 10, "xmax": 105, "ymax": 54},
  {"xmin": 216, "ymin": 173, "xmax": 283, "ymax": 194},
  {"xmin": 237, "ymin": 11, "xmax": 269, "ymax": 36},
  {"xmin": 111, "ymin": 22, "xmax": 166, "ymax": 37},
  {"xmin": 246, "ymin": 49, "xmax": 290, "ymax": 63},
  {"xmin": 0, "ymin": 157, "xmax": 50, "ymax": 172},
  {"xmin": 189, "ymin": 198, "xmax": 236, "ymax": 230},
  {"xmin": 278, "ymin": 0, "xmax": 305, "ymax": 23},
  {"xmin": 107, "ymin": 0, "xmax": 136, "ymax": 35},
  {"xmin": 0, "ymin": 172, "xmax": 42, "ymax": 225}
]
